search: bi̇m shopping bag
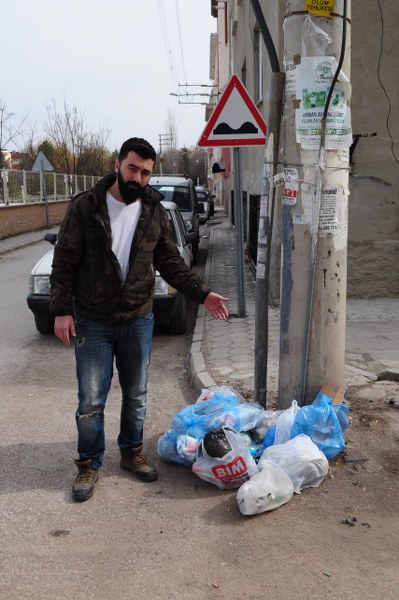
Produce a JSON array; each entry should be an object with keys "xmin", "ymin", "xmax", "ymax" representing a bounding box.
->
[{"xmin": 192, "ymin": 427, "xmax": 259, "ymax": 489}]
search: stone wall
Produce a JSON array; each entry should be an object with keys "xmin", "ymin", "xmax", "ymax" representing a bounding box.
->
[{"xmin": 0, "ymin": 202, "xmax": 69, "ymax": 239}]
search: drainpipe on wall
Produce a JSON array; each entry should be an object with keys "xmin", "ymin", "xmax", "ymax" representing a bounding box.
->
[{"xmin": 250, "ymin": 0, "xmax": 285, "ymax": 407}]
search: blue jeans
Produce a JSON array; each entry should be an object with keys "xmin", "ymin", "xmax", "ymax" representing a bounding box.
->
[{"xmin": 74, "ymin": 314, "xmax": 154, "ymax": 469}]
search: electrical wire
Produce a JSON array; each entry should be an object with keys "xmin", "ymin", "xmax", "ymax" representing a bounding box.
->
[
  {"xmin": 156, "ymin": 0, "xmax": 185, "ymax": 147},
  {"xmin": 319, "ymin": 7, "xmax": 348, "ymax": 150},
  {"xmin": 156, "ymin": 0, "xmax": 179, "ymax": 91},
  {"xmin": 175, "ymin": 0, "xmax": 188, "ymax": 86},
  {"xmin": 376, "ymin": 0, "xmax": 399, "ymax": 167}
]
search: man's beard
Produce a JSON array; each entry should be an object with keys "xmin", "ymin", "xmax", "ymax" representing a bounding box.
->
[{"xmin": 117, "ymin": 171, "xmax": 142, "ymax": 205}]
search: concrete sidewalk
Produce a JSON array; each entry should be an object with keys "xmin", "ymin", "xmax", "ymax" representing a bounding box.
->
[
  {"xmin": 190, "ymin": 213, "xmax": 279, "ymax": 401},
  {"xmin": 191, "ymin": 209, "xmax": 399, "ymax": 407},
  {"xmin": 0, "ymin": 228, "xmax": 57, "ymax": 255}
]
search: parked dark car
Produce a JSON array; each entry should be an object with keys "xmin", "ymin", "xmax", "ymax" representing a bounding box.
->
[
  {"xmin": 195, "ymin": 186, "xmax": 215, "ymax": 221},
  {"xmin": 150, "ymin": 176, "xmax": 203, "ymax": 264},
  {"xmin": 195, "ymin": 186, "xmax": 210, "ymax": 223}
]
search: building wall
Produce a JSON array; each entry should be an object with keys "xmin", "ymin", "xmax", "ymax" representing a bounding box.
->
[
  {"xmin": 213, "ymin": 0, "xmax": 399, "ymax": 298},
  {"xmin": 209, "ymin": 4, "xmax": 232, "ymax": 213},
  {"xmin": 348, "ymin": 0, "xmax": 399, "ymax": 296}
]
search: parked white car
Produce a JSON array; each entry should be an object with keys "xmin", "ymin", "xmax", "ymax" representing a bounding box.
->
[{"xmin": 27, "ymin": 201, "xmax": 195, "ymax": 335}]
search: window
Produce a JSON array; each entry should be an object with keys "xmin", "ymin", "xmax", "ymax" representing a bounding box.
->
[
  {"xmin": 152, "ymin": 185, "xmax": 191, "ymax": 211},
  {"xmin": 165, "ymin": 210, "xmax": 178, "ymax": 245},
  {"xmin": 224, "ymin": 2, "xmax": 228, "ymax": 45},
  {"xmin": 253, "ymin": 25, "xmax": 263, "ymax": 104},
  {"xmin": 241, "ymin": 58, "xmax": 247, "ymax": 87}
]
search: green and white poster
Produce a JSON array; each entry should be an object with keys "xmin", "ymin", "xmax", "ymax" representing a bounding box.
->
[{"xmin": 295, "ymin": 56, "xmax": 352, "ymax": 149}]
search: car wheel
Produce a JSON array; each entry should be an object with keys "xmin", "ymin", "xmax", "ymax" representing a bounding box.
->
[
  {"xmin": 34, "ymin": 316, "xmax": 55, "ymax": 335},
  {"xmin": 169, "ymin": 294, "xmax": 187, "ymax": 335}
]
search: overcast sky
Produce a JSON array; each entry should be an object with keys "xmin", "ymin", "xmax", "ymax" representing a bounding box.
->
[{"xmin": 2, "ymin": 0, "xmax": 216, "ymax": 153}]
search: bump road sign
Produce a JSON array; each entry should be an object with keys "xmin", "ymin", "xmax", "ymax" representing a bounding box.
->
[{"xmin": 198, "ymin": 75, "xmax": 267, "ymax": 147}]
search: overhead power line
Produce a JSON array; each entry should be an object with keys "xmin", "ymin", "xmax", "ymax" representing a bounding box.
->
[
  {"xmin": 175, "ymin": 0, "xmax": 188, "ymax": 85},
  {"xmin": 156, "ymin": 0, "xmax": 179, "ymax": 90}
]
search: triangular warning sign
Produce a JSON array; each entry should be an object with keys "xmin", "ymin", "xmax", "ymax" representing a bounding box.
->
[
  {"xmin": 31, "ymin": 150, "xmax": 54, "ymax": 172},
  {"xmin": 198, "ymin": 75, "xmax": 266, "ymax": 147}
]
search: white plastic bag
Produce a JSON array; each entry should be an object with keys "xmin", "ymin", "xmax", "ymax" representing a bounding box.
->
[
  {"xmin": 274, "ymin": 399, "xmax": 299, "ymax": 445},
  {"xmin": 252, "ymin": 409, "xmax": 284, "ymax": 441},
  {"xmin": 258, "ymin": 434, "xmax": 329, "ymax": 493},
  {"xmin": 192, "ymin": 427, "xmax": 259, "ymax": 489},
  {"xmin": 236, "ymin": 461, "xmax": 294, "ymax": 515}
]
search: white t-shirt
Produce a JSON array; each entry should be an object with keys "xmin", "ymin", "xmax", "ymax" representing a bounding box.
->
[{"xmin": 106, "ymin": 192, "xmax": 142, "ymax": 282}]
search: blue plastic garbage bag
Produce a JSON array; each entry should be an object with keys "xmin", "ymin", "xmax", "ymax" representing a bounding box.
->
[
  {"xmin": 290, "ymin": 393, "xmax": 349, "ymax": 459},
  {"xmin": 170, "ymin": 395, "xmax": 241, "ymax": 440},
  {"xmin": 258, "ymin": 425, "xmax": 276, "ymax": 454},
  {"xmin": 157, "ymin": 431, "xmax": 185, "ymax": 465},
  {"xmin": 332, "ymin": 401, "xmax": 350, "ymax": 434},
  {"xmin": 157, "ymin": 388, "xmax": 265, "ymax": 466}
]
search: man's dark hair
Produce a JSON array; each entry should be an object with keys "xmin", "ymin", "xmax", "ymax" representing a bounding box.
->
[{"xmin": 118, "ymin": 137, "xmax": 156, "ymax": 162}]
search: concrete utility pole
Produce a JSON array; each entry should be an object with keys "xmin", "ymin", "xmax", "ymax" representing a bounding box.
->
[{"xmin": 279, "ymin": 0, "xmax": 351, "ymax": 407}]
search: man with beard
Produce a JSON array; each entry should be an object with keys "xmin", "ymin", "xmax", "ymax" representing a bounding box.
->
[{"xmin": 50, "ymin": 137, "xmax": 228, "ymax": 501}]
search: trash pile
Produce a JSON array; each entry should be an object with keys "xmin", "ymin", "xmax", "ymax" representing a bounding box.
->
[{"xmin": 157, "ymin": 386, "xmax": 350, "ymax": 516}]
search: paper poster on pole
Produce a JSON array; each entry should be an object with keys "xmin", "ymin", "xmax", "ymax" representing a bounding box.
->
[
  {"xmin": 319, "ymin": 187, "xmax": 340, "ymax": 232},
  {"xmin": 282, "ymin": 167, "xmax": 299, "ymax": 206},
  {"xmin": 295, "ymin": 57, "xmax": 352, "ymax": 149},
  {"xmin": 318, "ymin": 186, "xmax": 348, "ymax": 250},
  {"xmin": 306, "ymin": 0, "xmax": 335, "ymax": 17},
  {"xmin": 284, "ymin": 59, "xmax": 297, "ymax": 97}
]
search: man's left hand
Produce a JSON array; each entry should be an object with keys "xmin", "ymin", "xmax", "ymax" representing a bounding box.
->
[{"xmin": 204, "ymin": 292, "xmax": 229, "ymax": 320}]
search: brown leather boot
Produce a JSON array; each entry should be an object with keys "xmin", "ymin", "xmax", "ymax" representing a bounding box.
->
[
  {"xmin": 72, "ymin": 459, "xmax": 99, "ymax": 501},
  {"xmin": 120, "ymin": 446, "xmax": 158, "ymax": 482}
]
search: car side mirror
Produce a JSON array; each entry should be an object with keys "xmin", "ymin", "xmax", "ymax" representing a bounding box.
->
[
  {"xmin": 44, "ymin": 232, "xmax": 57, "ymax": 246},
  {"xmin": 185, "ymin": 231, "xmax": 199, "ymax": 245}
]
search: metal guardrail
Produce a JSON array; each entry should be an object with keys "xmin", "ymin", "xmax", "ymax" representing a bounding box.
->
[{"xmin": 0, "ymin": 168, "xmax": 101, "ymax": 205}]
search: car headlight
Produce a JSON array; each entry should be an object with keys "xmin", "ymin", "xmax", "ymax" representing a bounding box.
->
[
  {"xmin": 29, "ymin": 274, "xmax": 51, "ymax": 295},
  {"xmin": 184, "ymin": 219, "xmax": 193, "ymax": 232}
]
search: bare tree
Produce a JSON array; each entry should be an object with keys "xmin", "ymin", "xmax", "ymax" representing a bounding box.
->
[
  {"xmin": 165, "ymin": 109, "xmax": 177, "ymax": 148},
  {"xmin": 44, "ymin": 99, "xmax": 83, "ymax": 173},
  {"xmin": 18, "ymin": 121, "xmax": 39, "ymax": 170},
  {"xmin": 44, "ymin": 99, "xmax": 111, "ymax": 175},
  {"xmin": 163, "ymin": 109, "xmax": 178, "ymax": 174},
  {"xmin": 77, "ymin": 128, "xmax": 112, "ymax": 176},
  {"xmin": 0, "ymin": 98, "xmax": 28, "ymax": 168}
]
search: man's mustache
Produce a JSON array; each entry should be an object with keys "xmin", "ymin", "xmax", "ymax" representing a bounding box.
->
[{"xmin": 128, "ymin": 181, "xmax": 142, "ymax": 190}]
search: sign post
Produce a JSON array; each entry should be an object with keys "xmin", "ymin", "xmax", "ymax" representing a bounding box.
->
[
  {"xmin": 40, "ymin": 160, "xmax": 50, "ymax": 229},
  {"xmin": 232, "ymin": 146, "xmax": 246, "ymax": 316},
  {"xmin": 198, "ymin": 75, "xmax": 266, "ymax": 317}
]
